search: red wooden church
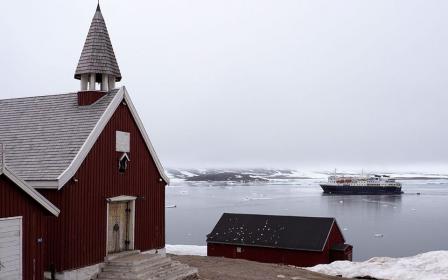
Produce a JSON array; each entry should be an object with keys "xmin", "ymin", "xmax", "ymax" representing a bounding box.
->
[
  {"xmin": 207, "ymin": 213, "xmax": 353, "ymax": 267},
  {"xmin": 0, "ymin": 4, "xmax": 169, "ymax": 279}
]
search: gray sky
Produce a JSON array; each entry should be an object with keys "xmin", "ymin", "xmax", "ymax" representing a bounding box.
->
[{"xmin": 1, "ymin": 1, "xmax": 448, "ymax": 169}]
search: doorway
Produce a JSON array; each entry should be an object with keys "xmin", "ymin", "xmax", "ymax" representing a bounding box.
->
[{"xmin": 106, "ymin": 197, "xmax": 136, "ymax": 254}]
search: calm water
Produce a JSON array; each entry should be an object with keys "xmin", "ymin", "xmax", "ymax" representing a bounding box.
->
[{"xmin": 166, "ymin": 179, "xmax": 448, "ymax": 261}]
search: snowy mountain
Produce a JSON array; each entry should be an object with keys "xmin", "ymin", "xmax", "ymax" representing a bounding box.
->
[
  {"xmin": 166, "ymin": 168, "xmax": 327, "ymax": 184},
  {"xmin": 166, "ymin": 168, "xmax": 448, "ymax": 185}
]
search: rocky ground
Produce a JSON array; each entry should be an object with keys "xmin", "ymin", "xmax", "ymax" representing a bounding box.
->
[{"xmin": 170, "ymin": 255, "xmax": 350, "ymax": 280}]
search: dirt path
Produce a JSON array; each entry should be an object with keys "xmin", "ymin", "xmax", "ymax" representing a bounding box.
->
[{"xmin": 171, "ymin": 255, "xmax": 349, "ymax": 280}]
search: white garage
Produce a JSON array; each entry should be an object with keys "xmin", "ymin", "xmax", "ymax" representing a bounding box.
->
[{"xmin": 0, "ymin": 217, "xmax": 22, "ymax": 280}]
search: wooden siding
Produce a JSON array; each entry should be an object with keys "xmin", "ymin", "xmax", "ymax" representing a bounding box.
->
[
  {"xmin": 40, "ymin": 102, "xmax": 166, "ymax": 272},
  {"xmin": 0, "ymin": 175, "xmax": 47, "ymax": 280},
  {"xmin": 207, "ymin": 223, "xmax": 346, "ymax": 267}
]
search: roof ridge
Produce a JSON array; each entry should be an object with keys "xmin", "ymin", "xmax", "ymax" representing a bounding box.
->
[
  {"xmin": 223, "ymin": 213, "xmax": 336, "ymax": 220},
  {"xmin": 0, "ymin": 89, "xmax": 120, "ymax": 102},
  {"xmin": 0, "ymin": 92, "xmax": 77, "ymax": 102}
]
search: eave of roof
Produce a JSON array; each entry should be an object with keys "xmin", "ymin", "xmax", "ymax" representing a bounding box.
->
[
  {"xmin": 206, "ymin": 240, "xmax": 327, "ymax": 252},
  {"xmin": 0, "ymin": 167, "xmax": 60, "ymax": 217}
]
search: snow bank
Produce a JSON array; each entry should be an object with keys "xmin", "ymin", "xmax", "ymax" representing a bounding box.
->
[
  {"xmin": 166, "ymin": 244, "xmax": 207, "ymax": 256},
  {"xmin": 307, "ymin": 251, "xmax": 448, "ymax": 280}
]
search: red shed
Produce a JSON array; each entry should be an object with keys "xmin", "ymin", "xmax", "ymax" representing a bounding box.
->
[
  {"xmin": 207, "ymin": 213, "xmax": 353, "ymax": 267},
  {"xmin": 0, "ymin": 150, "xmax": 60, "ymax": 280},
  {"xmin": 0, "ymin": 4, "xmax": 170, "ymax": 279}
]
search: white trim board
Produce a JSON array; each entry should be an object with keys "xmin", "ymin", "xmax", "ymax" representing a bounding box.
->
[
  {"xmin": 55, "ymin": 86, "xmax": 169, "ymax": 190},
  {"xmin": 26, "ymin": 180, "xmax": 59, "ymax": 188},
  {"xmin": 106, "ymin": 195, "xmax": 137, "ymax": 202},
  {"xmin": 122, "ymin": 87, "xmax": 170, "ymax": 184},
  {"xmin": 0, "ymin": 169, "xmax": 60, "ymax": 216}
]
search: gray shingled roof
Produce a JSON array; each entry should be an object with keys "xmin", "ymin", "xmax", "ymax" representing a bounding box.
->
[
  {"xmin": 75, "ymin": 4, "xmax": 122, "ymax": 81},
  {"xmin": 0, "ymin": 90, "xmax": 119, "ymax": 182},
  {"xmin": 0, "ymin": 145, "xmax": 4, "ymax": 171}
]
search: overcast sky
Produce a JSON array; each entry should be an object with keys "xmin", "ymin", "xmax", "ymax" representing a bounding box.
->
[{"xmin": 1, "ymin": 1, "xmax": 448, "ymax": 170}]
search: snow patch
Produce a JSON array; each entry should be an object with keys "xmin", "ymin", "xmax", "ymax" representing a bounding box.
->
[
  {"xmin": 307, "ymin": 251, "xmax": 448, "ymax": 280},
  {"xmin": 166, "ymin": 244, "xmax": 207, "ymax": 256}
]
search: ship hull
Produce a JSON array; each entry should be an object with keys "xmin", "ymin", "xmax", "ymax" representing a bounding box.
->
[{"xmin": 320, "ymin": 184, "xmax": 402, "ymax": 195}]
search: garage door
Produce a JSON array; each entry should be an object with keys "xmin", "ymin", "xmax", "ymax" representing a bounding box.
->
[{"xmin": 0, "ymin": 217, "xmax": 22, "ymax": 280}]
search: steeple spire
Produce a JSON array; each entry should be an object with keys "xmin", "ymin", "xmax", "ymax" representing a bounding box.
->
[{"xmin": 75, "ymin": 4, "xmax": 121, "ymax": 92}]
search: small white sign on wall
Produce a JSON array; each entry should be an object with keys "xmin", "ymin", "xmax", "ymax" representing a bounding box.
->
[{"xmin": 116, "ymin": 131, "xmax": 130, "ymax": 152}]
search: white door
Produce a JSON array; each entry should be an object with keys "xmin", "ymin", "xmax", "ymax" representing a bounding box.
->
[{"xmin": 0, "ymin": 217, "xmax": 22, "ymax": 280}]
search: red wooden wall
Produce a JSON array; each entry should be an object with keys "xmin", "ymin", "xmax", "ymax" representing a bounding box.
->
[
  {"xmin": 39, "ymin": 102, "xmax": 166, "ymax": 272},
  {"xmin": 207, "ymin": 223, "xmax": 346, "ymax": 267},
  {"xmin": 0, "ymin": 175, "xmax": 48, "ymax": 280}
]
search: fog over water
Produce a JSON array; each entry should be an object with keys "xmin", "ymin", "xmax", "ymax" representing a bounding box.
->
[{"xmin": 1, "ymin": 1, "xmax": 448, "ymax": 168}]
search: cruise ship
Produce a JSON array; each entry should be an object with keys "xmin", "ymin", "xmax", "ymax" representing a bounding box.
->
[{"xmin": 320, "ymin": 174, "xmax": 403, "ymax": 195}]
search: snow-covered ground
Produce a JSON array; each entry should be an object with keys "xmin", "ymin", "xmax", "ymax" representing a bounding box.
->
[
  {"xmin": 307, "ymin": 251, "xmax": 448, "ymax": 280},
  {"xmin": 167, "ymin": 246, "xmax": 448, "ymax": 280},
  {"xmin": 166, "ymin": 244, "xmax": 207, "ymax": 256}
]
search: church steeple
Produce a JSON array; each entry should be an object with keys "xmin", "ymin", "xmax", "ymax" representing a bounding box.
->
[{"xmin": 75, "ymin": 4, "xmax": 121, "ymax": 92}]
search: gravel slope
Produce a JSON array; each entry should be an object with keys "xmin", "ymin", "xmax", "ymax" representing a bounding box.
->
[{"xmin": 170, "ymin": 255, "xmax": 350, "ymax": 280}]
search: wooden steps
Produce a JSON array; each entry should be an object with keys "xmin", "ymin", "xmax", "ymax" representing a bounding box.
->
[{"xmin": 97, "ymin": 252, "xmax": 198, "ymax": 280}]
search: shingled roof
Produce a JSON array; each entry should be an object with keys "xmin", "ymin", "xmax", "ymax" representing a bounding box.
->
[
  {"xmin": 0, "ymin": 90, "xmax": 118, "ymax": 184},
  {"xmin": 207, "ymin": 213, "xmax": 342, "ymax": 252},
  {"xmin": 75, "ymin": 4, "xmax": 122, "ymax": 81},
  {"xmin": 0, "ymin": 87, "xmax": 170, "ymax": 189},
  {"xmin": 0, "ymin": 144, "xmax": 60, "ymax": 216},
  {"xmin": 0, "ymin": 144, "xmax": 5, "ymax": 171}
]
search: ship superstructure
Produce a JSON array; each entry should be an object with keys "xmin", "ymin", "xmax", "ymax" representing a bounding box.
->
[{"xmin": 321, "ymin": 174, "xmax": 402, "ymax": 195}]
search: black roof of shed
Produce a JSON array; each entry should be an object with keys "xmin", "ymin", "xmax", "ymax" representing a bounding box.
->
[{"xmin": 207, "ymin": 213, "xmax": 343, "ymax": 252}]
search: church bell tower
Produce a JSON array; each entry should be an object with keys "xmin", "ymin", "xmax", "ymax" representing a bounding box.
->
[{"xmin": 74, "ymin": 4, "xmax": 121, "ymax": 92}]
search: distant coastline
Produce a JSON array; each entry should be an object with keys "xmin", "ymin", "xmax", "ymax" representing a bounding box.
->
[{"xmin": 167, "ymin": 168, "xmax": 448, "ymax": 183}]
